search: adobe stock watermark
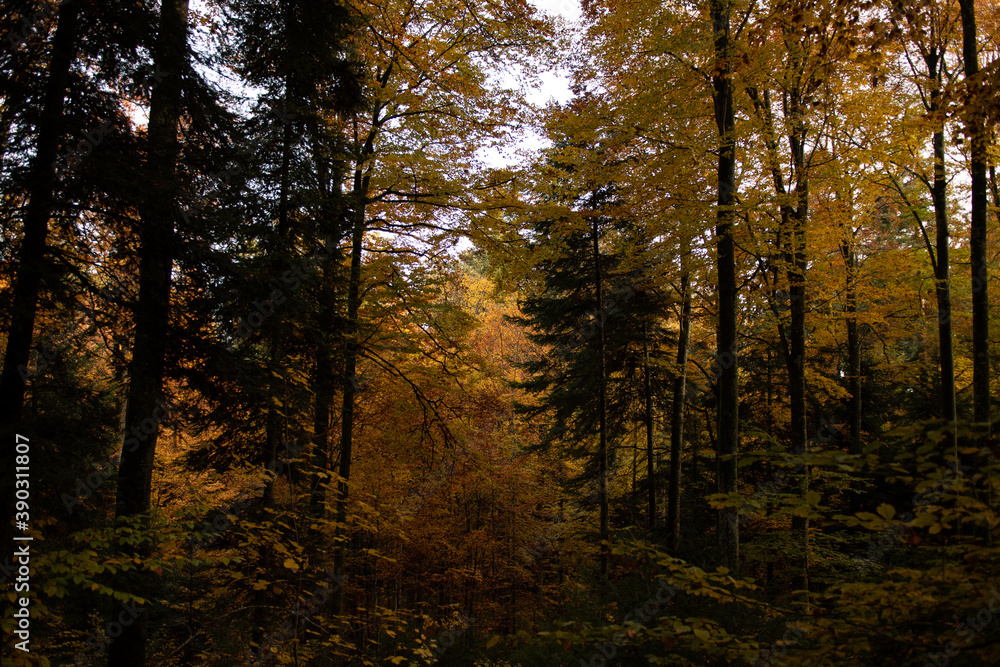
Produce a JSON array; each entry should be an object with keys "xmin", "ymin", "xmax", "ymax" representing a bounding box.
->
[
  {"xmin": 854, "ymin": 459, "xmax": 969, "ymax": 571},
  {"xmin": 752, "ymin": 621, "xmax": 806, "ymax": 666},
  {"xmin": 922, "ymin": 587, "xmax": 1000, "ymax": 667},
  {"xmin": 937, "ymin": 264, "xmax": 990, "ymax": 326},
  {"xmin": 17, "ymin": 283, "xmax": 127, "ymax": 386},
  {"xmin": 243, "ymin": 568, "xmax": 346, "ymax": 666},
  {"xmin": 550, "ymin": 272, "xmax": 648, "ymax": 362},
  {"xmin": 179, "ymin": 105, "xmax": 298, "ymax": 230},
  {"xmin": 187, "ymin": 439, "xmax": 306, "ymax": 552},
  {"xmin": 578, "ymin": 578, "xmax": 678, "ymax": 666},
  {"xmin": 51, "ymin": 66, "xmax": 168, "ymax": 178},
  {"xmin": 519, "ymin": 505, "xmax": 583, "ymax": 564},
  {"xmin": 53, "ymin": 120, "xmax": 115, "ymax": 178},
  {"xmin": 5, "ymin": 0, "xmax": 70, "ymax": 52},
  {"xmin": 62, "ymin": 397, "xmax": 175, "ymax": 514},
  {"xmin": 71, "ymin": 599, "xmax": 142, "ymax": 665},
  {"xmin": 690, "ymin": 340, "xmax": 738, "ymax": 401},
  {"xmin": 739, "ymin": 418, "xmax": 840, "ymax": 527},
  {"xmin": 421, "ymin": 613, "xmax": 473, "ymax": 664},
  {"xmin": 226, "ymin": 234, "xmax": 340, "ymax": 350}
]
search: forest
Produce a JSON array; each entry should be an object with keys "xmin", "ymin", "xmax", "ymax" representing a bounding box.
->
[{"xmin": 2, "ymin": 0, "xmax": 1000, "ymax": 664}]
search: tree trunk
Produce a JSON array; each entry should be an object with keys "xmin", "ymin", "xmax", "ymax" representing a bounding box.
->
[
  {"xmin": 262, "ymin": 91, "xmax": 295, "ymax": 506},
  {"xmin": 309, "ymin": 167, "xmax": 342, "ymax": 518},
  {"xmin": 929, "ymin": 63, "xmax": 958, "ymax": 459},
  {"xmin": 592, "ymin": 211, "xmax": 610, "ymax": 577},
  {"xmin": 332, "ymin": 121, "xmax": 376, "ymax": 613},
  {"xmin": 843, "ymin": 237, "xmax": 863, "ymax": 456},
  {"xmin": 958, "ymin": 0, "xmax": 990, "ymax": 434},
  {"xmin": 0, "ymin": 0, "xmax": 78, "ymax": 550},
  {"xmin": 331, "ymin": 194, "xmax": 364, "ymax": 609},
  {"xmin": 668, "ymin": 260, "xmax": 691, "ymax": 555},
  {"xmin": 710, "ymin": 0, "xmax": 739, "ymax": 576},
  {"xmin": 109, "ymin": 2, "xmax": 189, "ymax": 666},
  {"xmin": 788, "ymin": 89, "xmax": 810, "ymax": 593},
  {"xmin": 644, "ymin": 323, "xmax": 656, "ymax": 531}
]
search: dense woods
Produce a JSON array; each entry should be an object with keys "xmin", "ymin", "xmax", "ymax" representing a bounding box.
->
[{"xmin": 3, "ymin": 0, "xmax": 1000, "ymax": 665}]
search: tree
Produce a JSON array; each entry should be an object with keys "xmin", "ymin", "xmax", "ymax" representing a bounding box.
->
[
  {"xmin": 888, "ymin": 1, "xmax": 960, "ymax": 458},
  {"xmin": 510, "ymin": 101, "xmax": 675, "ymax": 575},
  {"xmin": 0, "ymin": 0, "xmax": 80, "ymax": 551},
  {"xmin": 957, "ymin": 0, "xmax": 991, "ymax": 434},
  {"xmin": 109, "ymin": 2, "xmax": 191, "ymax": 664},
  {"xmin": 710, "ymin": 0, "xmax": 740, "ymax": 576},
  {"xmin": 668, "ymin": 241, "xmax": 692, "ymax": 553}
]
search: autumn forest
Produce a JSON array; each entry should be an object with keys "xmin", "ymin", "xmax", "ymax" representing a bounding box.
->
[{"xmin": 2, "ymin": 0, "xmax": 1000, "ymax": 664}]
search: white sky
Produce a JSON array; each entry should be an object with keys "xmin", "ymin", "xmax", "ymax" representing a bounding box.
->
[{"xmin": 475, "ymin": 0, "xmax": 581, "ymax": 169}]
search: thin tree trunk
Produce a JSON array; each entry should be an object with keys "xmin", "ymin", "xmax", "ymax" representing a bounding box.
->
[
  {"xmin": 710, "ymin": 0, "xmax": 739, "ymax": 576},
  {"xmin": 332, "ymin": 118, "xmax": 376, "ymax": 613},
  {"xmin": 930, "ymin": 68, "xmax": 958, "ymax": 458},
  {"xmin": 843, "ymin": 236, "xmax": 863, "ymax": 455},
  {"xmin": 644, "ymin": 323, "xmax": 656, "ymax": 531},
  {"xmin": 109, "ymin": 2, "xmax": 189, "ymax": 665},
  {"xmin": 749, "ymin": 75, "xmax": 809, "ymax": 589},
  {"xmin": 331, "ymin": 200, "xmax": 363, "ymax": 615},
  {"xmin": 263, "ymin": 89, "xmax": 295, "ymax": 506},
  {"xmin": 309, "ymin": 170, "xmax": 341, "ymax": 518},
  {"xmin": 592, "ymin": 211, "xmax": 610, "ymax": 577},
  {"xmin": 958, "ymin": 0, "xmax": 990, "ymax": 434},
  {"xmin": 668, "ymin": 261, "xmax": 691, "ymax": 555},
  {"xmin": 0, "ymin": 0, "xmax": 79, "ymax": 549},
  {"xmin": 788, "ymin": 87, "xmax": 810, "ymax": 593}
]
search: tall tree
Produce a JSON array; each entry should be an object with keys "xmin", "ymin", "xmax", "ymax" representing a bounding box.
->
[
  {"xmin": 667, "ymin": 242, "xmax": 691, "ymax": 554},
  {"xmin": 0, "ymin": 0, "xmax": 79, "ymax": 550},
  {"xmin": 889, "ymin": 2, "xmax": 960, "ymax": 457},
  {"xmin": 957, "ymin": 0, "xmax": 991, "ymax": 434},
  {"xmin": 710, "ymin": 0, "xmax": 740, "ymax": 575},
  {"xmin": 109, "ymin": 1, "xmax": 190, "ymax": 665}
]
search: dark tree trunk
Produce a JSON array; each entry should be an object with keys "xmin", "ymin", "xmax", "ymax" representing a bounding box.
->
[
  {"xmin": 668, "ymin": 261, "xmax": 691, "ymax": 555},
  {"xmin": 309, "ymin": 164, "xmax": 342, "ymax": 518},
  {"xmin": 592, "ymin": 212, "xmax": 610, "ymax": 577},
  {"xmin": 0, "ymin": 0, "xmax": 78, "ymax": 549},
  {"xmin": 332, "ymin": 194, "xmax": 364, "ymax": 614},
  {"xmin": 263, "ymin": 91, "xmax": 295, "ymax": 506},
  {"xmin": 644, "ymin": 324, "xmax": 656, "ymax": 531},
  {"xmin": 843, "ymin": 237, "xmax": 863, "ymax": 456},
  {"xmin": 788, "ymin": 90, "xmax": 809, "ymax": 593},
  {"xmin": 710, "ymin": 0, "xmax": 739, "ymax": 576},
  {"xmin": 749, "ymin": 76, "xmax": 809, "ymax": 589},
  {"xmin": 929, "ymin": 55, "xmax": 958, "ymax": 458},
  {"xmin": 332, "ymin": 111, "xmax": 378, "ymax": 612},
  {"xmin": 958, "ymin": 0, "xmax": 990, "ymax": 434},
  {"xmin": 109, "ymin": 2, "xmax": 189, "ymax": 666}
]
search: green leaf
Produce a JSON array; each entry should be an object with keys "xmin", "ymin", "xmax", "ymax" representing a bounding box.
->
[{"xmin": 877, "ymin": 504, "xmax": 896, "ymax": 520}]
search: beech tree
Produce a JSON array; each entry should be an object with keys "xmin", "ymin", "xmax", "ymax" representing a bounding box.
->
[{"xmin": 957, "ymin": 0, "xmax": 991, "ymax": 435}]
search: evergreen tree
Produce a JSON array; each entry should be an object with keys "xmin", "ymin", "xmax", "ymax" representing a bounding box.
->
[{"xmin": 514, "ymin": 155, "xmax": 674, "ymax": 573}]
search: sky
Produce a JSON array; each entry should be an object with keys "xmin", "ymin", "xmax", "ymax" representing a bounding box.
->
[{"xmin": 474, "ymin": 0, "xmax": 582, "ymax": 169}]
